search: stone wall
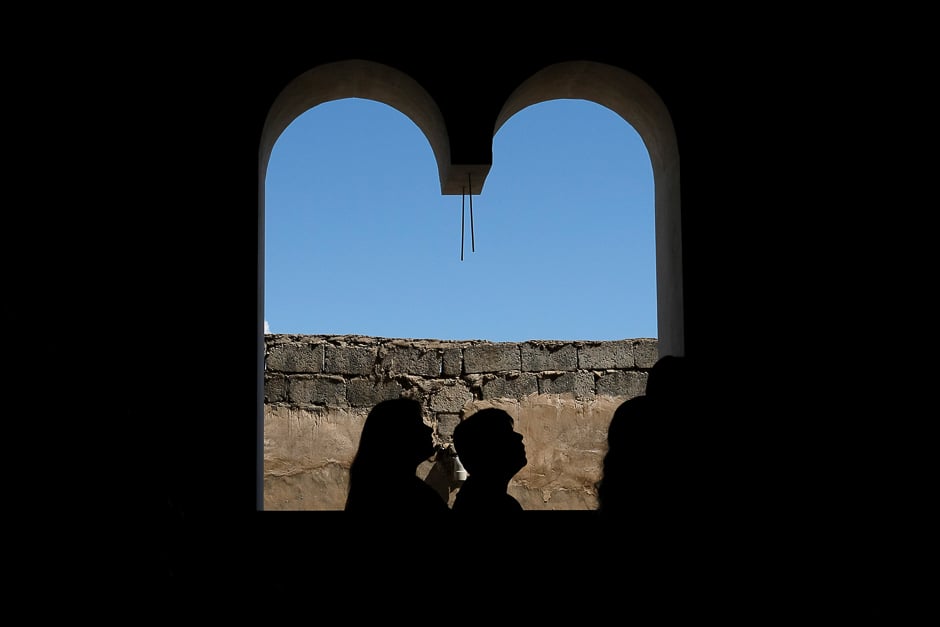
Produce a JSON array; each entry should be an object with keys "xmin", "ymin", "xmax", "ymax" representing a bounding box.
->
[{"xmin": 263, "ymin": 334, "xmax": 658, "ymax": 510}]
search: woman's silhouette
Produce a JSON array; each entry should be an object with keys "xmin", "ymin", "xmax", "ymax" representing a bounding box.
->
[{"xmin": 344, "ymin": 397, "xmax": 450, "ymax": 515}]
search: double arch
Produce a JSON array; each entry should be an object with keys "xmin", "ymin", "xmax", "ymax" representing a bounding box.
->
[
  {"xmin": 256, "ymin": 59, "xmax": 684, "ymax": 505},
  {"xmin": 259, "ymin": 58, "xmax": 683, "ymax": 355}
]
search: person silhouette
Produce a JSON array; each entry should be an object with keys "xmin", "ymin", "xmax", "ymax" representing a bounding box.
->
[
  {"xmin": 645, "ymin": 354, "xmax": 693, "ymax": 417},
  {"xmin": 646, "ymin": 354, "xmax": 706, "ymax": 491},
  {"xmin": 344, "ymin": 397, "xmax": 450, "ymax": 515},
  {"xmin": 596, "ymin": 355, "xmax": 700, "ymax": 522},
  {"xmin": 595, "ymin": 394, "xmax": 657, "ymax": 519},
  {"xmin": 451, "ymin": 407, "xmax": 527, "ymax": 513}
]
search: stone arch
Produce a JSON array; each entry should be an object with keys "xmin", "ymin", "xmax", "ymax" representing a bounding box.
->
[
  {"xmin": 260, "ymin": 59, "xmax": 452, "ymax": 194},
  {"xmin": 257, "ymin": 58, "xmax": 684, "ymax": 510},
  {"xmin": 259, "ymin": 58, "xmax": 683, "ymax": 358},
  {"xmin": 493, "ymin": 61, "xmax": 683, "ymax": 357}
]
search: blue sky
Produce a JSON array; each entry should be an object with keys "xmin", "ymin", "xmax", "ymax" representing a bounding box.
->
[{"xmin": 264, "ymin": 97, "xmax": 656, "ymax": 342}]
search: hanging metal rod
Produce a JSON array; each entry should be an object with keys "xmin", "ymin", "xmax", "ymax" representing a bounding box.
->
[{"xmin": 460, "ymin": 174, "xmax": 477, "ymax": 261}]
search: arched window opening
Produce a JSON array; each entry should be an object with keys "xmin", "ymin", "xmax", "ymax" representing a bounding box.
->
[
  {"xmin": 257, "ymin": 60, "xmax": 682, "ymax": 511},
  {"xmin": 264, "ymin": 97, "xmax": 656, "ymax": 341}
]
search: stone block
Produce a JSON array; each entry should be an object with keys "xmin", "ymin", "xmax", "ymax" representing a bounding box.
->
[
  {"xmin": 429, "ymin": 382, "xmax": 473, "ymax": 412},
  {"xmin": 346, "ymin": 377, "xmax": 404, "ymax": 407},
  {"xmin": 578, "ymin": 340, "xmax": 635, "ymax": 369},
  {"xmin": 383, "ymin": 345, "xmax": 441, "ymax": 376},
  {"xmin": 480, "ymin": 372, "xmax": 538, "ymax": 399},
  {"xmin": 521, "ymin": 342, "xmax": 578, "ymax": 371},
  {"xmin": 441, "ymin": 347, "xmax": 462, "ymax": 376},
  {"xmin": 595, "ymin": 370, "xmax": 647, "ymax": 398},
  {"xmin": 264, "ymin": 373, "xmax": 289, "ymax": 402},
  {"xmin": 633, "ymin": 339, "xmax": 659, "ymax": 368},
  {"xmin": 324, "ymin": 345, "xmax": 376, "ymax": 375},
  {"xmin": 464, "ymin": 343, "xmax": 521, "ymax": 373},
  {"xmin": 539, "ymin": 371, "xmax": 596, "ymax": 399},
  {"xmin": 266, "ymin": 342, "xmax": 323, "ymax": 373},
  {"xmin": 289, "ymin": 375, "xmax": 347, "ymax": 406}
]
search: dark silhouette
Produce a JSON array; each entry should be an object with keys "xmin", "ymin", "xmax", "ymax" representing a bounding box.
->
[
  {"xmin": 451, "ymin": 407, "xmax": 527, "ymax": 513},
  {"xmin": 596, "ymin": 354, "xmax": 703, "ymax": 522},
  {"xmin": 596, "ymin": 394, "xmax": 657, "ymax": 518},
  {"xmin": 344, "ymin": 397, "xmax": 450, "ymax": 515},
  {"xmin": 646, "ymin": 354, "xmax": 706, "ymax": 491},
  {"xmin": 645, "ymin": 354, "xmax": 693, "ymax": 416}
]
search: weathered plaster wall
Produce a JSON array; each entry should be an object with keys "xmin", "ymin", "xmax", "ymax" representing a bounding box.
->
[{"xmin": 264, "ymin": 334, "xmax": 658, "ymax": 510}]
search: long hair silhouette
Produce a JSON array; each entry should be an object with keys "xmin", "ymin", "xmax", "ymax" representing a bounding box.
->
[{"xmin": 345, "ymin": 397, "xmax": 450, "ymax": 515}]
